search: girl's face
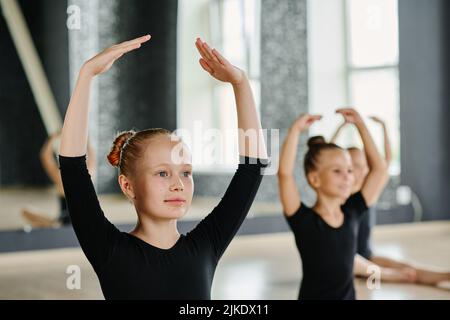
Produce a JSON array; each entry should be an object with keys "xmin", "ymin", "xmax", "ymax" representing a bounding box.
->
[
  {"xmin": 348, "ymin": 149, "xmax": 369, "ymax": 193},
  {"xmin": 127, "ymin": 135, "xmax": 194, "ymax": 221},
  {"xmin": 307, "ymin": 149, "xmax": 355, "ymax": 202}
]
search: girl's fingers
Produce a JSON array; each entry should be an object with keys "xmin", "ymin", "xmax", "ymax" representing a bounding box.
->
[
  {"xmin": 199, "ymin": 58, "xmax": 214, "ymax": 74},
  {"xmin": 200, "ymin": 42, "xmax": 213, "ymax": 61},
  {"xmin": 336, "ymin": 111, "xmax": 350, "ymax": 118},
  {"xmin": 212, "ymin": 48, "xmax": 228, "ymax": 66},
  {"xmin": 117, "ymin": 35, "xmax": 151, "ymax": 48},
  {"xmin": 202, "ymin": 42, "xmax": 220, "ymax": 64},
  {"xmin": 306, "ymin": 115, "xmax": 322, "ymax": 122},
  {"xmin": 307, "ymin": 116, "xmax": 321, "ymax": 123},
  {"xmin": 370, "ymin": 116, "xmax": 382, "ymax": 122},
  {"xmin": 195, "ymin": 39, "xmax": 210, "ymax": 61},
  {"xmin": 112, "ymin": 43, "xmax": 142, "ymax": 59},
  {"xmin": 100, "ymin": 44, "xmax": 140, "ymax": 65},
  {"xmin": 123, "ymin": 43, "xmax": 142, "ymax": 53}
]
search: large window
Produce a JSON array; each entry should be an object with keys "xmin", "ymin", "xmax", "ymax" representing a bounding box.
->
[
  {"xmin": 208, "ymin": 0, "xmax": 261, "ymax": 169},
  {"xmin": 308, "ymin": 0, "xmax": 400, "ymax": 175},
  {"xmin": 178, "ymin": 0, "xmax": 260, "ymax": 172},
  {"xmin": 345, "ymin": 0, "xmax": 400, "ymax": 175}
]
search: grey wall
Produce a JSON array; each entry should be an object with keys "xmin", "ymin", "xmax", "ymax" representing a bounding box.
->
[{"xmin": 399, "ymin": 0, "xmax": 450, "ymax": 221}]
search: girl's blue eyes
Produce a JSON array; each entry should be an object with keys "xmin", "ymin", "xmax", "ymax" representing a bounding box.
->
[{"xmin": 157, "ymin": 171, "xmax": 192, "ymax": 177}]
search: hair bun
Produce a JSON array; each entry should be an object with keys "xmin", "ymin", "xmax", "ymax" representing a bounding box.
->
[
  {"xmin": 107, "ymin": 131, "xmax": 136, "ymax": 167},
  {"xmin": 307, "ymin": 136, "xmax": 326, "ymax": 149}
]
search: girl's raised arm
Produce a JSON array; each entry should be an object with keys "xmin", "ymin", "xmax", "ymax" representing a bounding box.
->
[
  {"xmin": 369, "ymin": 116, "xmax": 392, "ymax": 166},
  {"xmin": 195, "ymin": 38, "xmax": 267, "ymax": 160},
  {"xmin": 278, "ymin": 114, "xmax": 322, "ymax": 216},
  {"xmin": 337, "ymin": 108, "xmax": 388, "ymax": 206},
  {"xmin": 60, "ymin": 35, "xmax": 151, "ymax": 157}
]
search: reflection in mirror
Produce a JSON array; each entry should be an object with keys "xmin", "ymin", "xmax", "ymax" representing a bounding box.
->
[{"xmin": 0, "ymin": 0, "xmax": 279, "ymax": 238}]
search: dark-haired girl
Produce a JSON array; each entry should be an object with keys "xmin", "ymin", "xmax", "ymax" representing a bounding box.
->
[
  {"xmin": 59, "ymin": 35, "xmax": 267, "ymax": 299},
  {"xmin": 277, "ymin": 109, "xmax": 388, "ymax": 300},
  {"xmin": 332, "ymin": 117, "xmax": 450, "ymax": 287}
]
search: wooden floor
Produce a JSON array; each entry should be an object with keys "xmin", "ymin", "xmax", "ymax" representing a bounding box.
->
[{"xmin": 0, "ymin": 221, "xmax": 449, "ymax": 300}]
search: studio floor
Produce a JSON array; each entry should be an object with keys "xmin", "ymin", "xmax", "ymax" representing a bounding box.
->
[{"xmin": 0, "ymin": 221, "xmax": 449, "ymax": 300}]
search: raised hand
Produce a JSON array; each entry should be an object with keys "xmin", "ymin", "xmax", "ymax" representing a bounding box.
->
[
  {"xmin": 195, "ymin": 38, "xmax": 244, "ymax": 85},
  {"xmin": 83, "ymin": 35, "xmax": 151, "ymax": 77},
  {"xmin": 369, "ymin": 116, "xmax": 386, "ymax": 125},
  {"xmin": 291, "ymin": 114, "xmax": 322, "ymax": 133},
  {"xmin": 337, "ymin": 108, "xmax": 388, "ymax": 206},
  {"xmin": 370, "ymin": 116, "xmax": 392, "ymax": 164},
  {"xmin": 336, "ymin": 108, "xmax": 363, "ymax": 125}
]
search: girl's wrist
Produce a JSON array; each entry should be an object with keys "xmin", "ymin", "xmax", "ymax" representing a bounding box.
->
[
  {"xmin": 231, "ymin": 70, "xmax": 248, "ymax": 87},
  {"xmin": 290, "ymin": 125, "xmax": 303, "ymax": 135},
  {"xmin": 80, "ymin": 63, "xmax": 96, "ymax": 80}
]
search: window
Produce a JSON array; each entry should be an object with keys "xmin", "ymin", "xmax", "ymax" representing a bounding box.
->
[
  {"xmin": 178, "ymin": 0, "xmax": 261, "ymax": 172},
  {"xmin": 308, "ymin": 0, "xmax": 400, "ymax": 175},
  {"xmin": 345, "ymin": 0, "xmax": 400, "ymax": 175}
]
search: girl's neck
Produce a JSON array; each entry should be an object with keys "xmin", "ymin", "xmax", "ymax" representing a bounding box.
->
[
  {"xmin": 313, "ymin": 193, "xmax": 344, "ymax": 216},
  {"xmin": 131, "ymin": 217, "xmax": 180, "ymax": 250}
]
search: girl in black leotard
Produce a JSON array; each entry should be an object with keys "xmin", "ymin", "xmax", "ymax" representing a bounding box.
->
[
  {"xmin": 277, "ymin": 109, "xmax": 388, "ymax": 300},
  {"xmin": 59, "ymin": 35, "xmax": 268, "ymax": 299},
  {"xmin": 332, "ymin": 117, "xmax": 450, "ymax": 287}
]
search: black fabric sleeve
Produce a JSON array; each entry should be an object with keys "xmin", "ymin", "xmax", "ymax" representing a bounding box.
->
[
  {"xmin": 190, "ymin": 157, "xmax": 268, "ymax": 261},
  {"xmin": 344, "ymin": 191, "xmax": 369, "ymax": 216},
  {"xmin": 59, "ymin": 155, "xmax": 121, "ymax": 271},
  {"xmin": 285, "ymin": 203, "xmax": 307, "ymax": 228}
]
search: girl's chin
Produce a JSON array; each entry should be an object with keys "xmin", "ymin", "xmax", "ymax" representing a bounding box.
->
[
  {"xmin": 336, "ymin": 191, "xmax": 352, "ymax": 200},
  {"xmin": 161, "ymin": 208, "xmax": 188, "ymax": 219}
]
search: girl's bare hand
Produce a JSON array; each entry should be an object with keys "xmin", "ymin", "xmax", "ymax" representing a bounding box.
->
[
  {"xmin": 195, "ymin": 38, "xmax": 244, "ymax": 85},
  {"xmin": 291, "ymin": 114, "xmax": 323, "ymax": 133},
  {"xmin": 336, "ymin": 108, "xmax": 363, "ymax": 125},
  {"xmin": 83, "ymin": 35, "xmax": 151, "ymax": 77}
]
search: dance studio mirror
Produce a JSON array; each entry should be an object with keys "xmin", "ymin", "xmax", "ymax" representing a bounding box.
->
[
  {"xmin": 0, "ymin": 0, "xmax": 284, "ymax": 252},
  {"xmin": 0, "ymin": 0, "xmax": 446, "ymax": 258}
]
